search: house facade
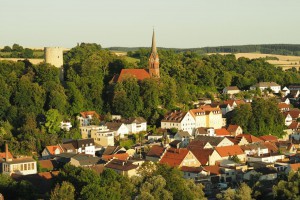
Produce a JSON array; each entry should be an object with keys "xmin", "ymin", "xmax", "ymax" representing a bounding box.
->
[
  {"xmin": 250, "ymin": 82, "xmax": 281, "ymax": 93},
  {"xmin": 2, "ymin": 158, "xmax": 37, "ymax": 176},
  {"xmin": 190, "ymin": 105, "xmax": 223, "ymax": 129},
  {"xmin": 161, "ymin": 111, "xmax": 195, "ymax": 135}
]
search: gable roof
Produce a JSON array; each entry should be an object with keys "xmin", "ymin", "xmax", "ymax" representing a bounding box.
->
[
  {"xmin": 215, "ymin": 145, "xmax": 244, "ymax": 157},
  {"xmin": 259, "ymin": 135, "xmax": 278, "ymax": 142},
  {"xmin": 196, "ymin": 127, "xmax": 209, "ymax": 135},
  {"xmin": 190, "ymin": 105, "xmax": 221, "ymax": 116},
  {"xmin": 227, "ymin": 125, "xmax": 240, "ymax": 133},
  {"xmin": 45, "ymin": 145, "xmax": 63, "ymax": 155},
  {"xmin": 254, "ymin": 82, "xmax": 280, "ymax": 87},
  {"xmin": 146, "ymin": 145, "xmax": 165, "ymax": 158},
  {"xmin": 105, "ymin": 122, "xmax": 123, "ymax": 130},
  {"xmin": 288, "ymin": 121, "xmax": 299, "ymax": 129},
  {"xmin": 159, "ymin": 148, "xmax": 189, "ymax": 167},
  {"xmin": 235, "ymin": 134, "xmax": 262, "ymax": 143},
  {"xmin": 188, "ymin": 147, "xmax": 214, "ymax": 165},
  {"xmin": 121, "ymin": 117, "xmax": 147, "ymax": 124},
  {"xmin": 80, "ymin": 111, "xmax": 100, "ymax": 119},
  {"xmin": 289, "ymin": 163, "xmax": 300, "ymax": 171},
  {"xmin": 215, "ymin": 128, "xmax": 230, "ymax": 136},
  {"xmin": 176, "ymin": 130, "xmax": 192, "ymax": 138},
  {"xmin": 161, "ymin": 111, "xmax": 189, "ymax": 123},
  {"xmin": 194, "ymin": 135, "xmax": 226, "ymax": 146},
  {"xmin": 102, "ymin": 153, "xmax": 129, "ymax": 161},
  {"xmin": 203, "ymin": 165, "xmax": 221, "ymax": 175},
  {"xmin": 278, "ymin": 103, "xmax": 290, "ymax": 109},
  {"xmin": 0, "ymin": 151, "xmax": 13, "ymax": 160},
  {"xmin": 285, "ymin": 109, "xmax": 300, "ymax": 119},
  {"xmin": 63, "ymin": 139, "xmax": 94, "ymax": 149},
  {"xmin": 102, "ymin": 146, "xmax": 126, "ymax": 155},
  {"xmin": 105, "ymin": 159, "xmax": 138, "ymax": 171},
  {"xmin": 71, "ymin": 154, "xmax": 102, "ymax": 166},
  {"xmin": 117, "ymin": 69, "xmax": 150, "ymax": 82}
]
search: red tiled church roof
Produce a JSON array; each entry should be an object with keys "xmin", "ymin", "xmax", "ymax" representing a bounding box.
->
[{"xmin": 117, "ymin": 69, "xmax": 150, "ymax": 82}]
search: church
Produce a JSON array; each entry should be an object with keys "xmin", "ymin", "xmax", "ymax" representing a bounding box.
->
[{"xmin": 112, "ymin": 30, "xmax": 160, "ymax": 83}]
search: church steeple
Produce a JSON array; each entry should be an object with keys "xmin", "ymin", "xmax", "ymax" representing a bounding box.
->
[{"xmin": 149, "ymin": 29, "xmax": 160, "ymax": 78}]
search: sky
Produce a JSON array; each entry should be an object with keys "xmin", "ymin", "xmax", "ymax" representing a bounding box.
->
[{"xmin": 1, "ymin": 0, "xmax": 300, "ymax": 48}]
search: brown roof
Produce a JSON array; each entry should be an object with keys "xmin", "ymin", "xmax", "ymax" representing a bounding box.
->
[
  {"xmin": 105, "ymin": 159, "xmax": 138, "ymax": 171},
  {"xmin": 227, "ymin": 125, "xmax": 240, "ymax": 132},
  {"xmin": 190, "ymin": 105, "xmax": 221, "ymax": 116},
  {"xmin": 117, "ymin": 69, "xmax": 150, "ymax": 82},
  {"xmin": 235, "ymin": 134, "xmax": 263, "ymax": 143},
  {"xmin": 105, "ymin": 122, "xmax": 123, "ymax": 130},
  {"xmin": 146, "ymin": 145, "xmax": 165, "ymax": 158},
  {"xmin": 215, "ymin": 145, "xmax": 244, "ymax": 157},
  {"xmin": 180, "ymin": 166, "xmax": 205, "ymax": 173},
  {"xmin": 103, "ymin": 146, "xmax": 126, "ymax": 155},
  {"xmin": 255, "ymin": 82, "xmax": 280, "ymax": 87},
  {"xmin": 121, "ymin": 117, "xmax": 147, "ymax": 124},
  {"xmin": 263, "ymin": 142, "xmax": 279, "ymax": 153},
  {"xmin": 84, "ymin": 164, "xmax": 105, "ymax": 174},
  {"xmin": 278, "ymin": 103, "xmax": 290, "ymax": 109},
  {"xmin": 196, "ymin": 127, "xmax": 208, "ymax": 135},
  {"xmin": 102, "ymin": 153, "xmax": 129, "ymax": 161},
  {"xmin": 194, "ymin": 135, "xmax": 226, "ymax": 146},
  {"xmin": 288, "ymin": 121, "xmax": 299, "ymax": 129},
  {"xmin": 161, "ymin": 111, "xmax": 188, "ymax": 123},
  {"xmin": 285, "ymin": 109, "xmax": 300, "ymax": 119},
  {"xmin": 159, "ymin": 148, "xmax": 189, "ymax": 167},
  {"xmin": 259, "ymin": 135, "xmax": 278, "ymax": 142},
  {"xmin": 203, "ymin": 165, "xmax": 221, "ymax": 175},
  {"xmin": 188, "ymin": 147, "xmax": 214, "ymax": 165},
  {"xmin": 38, "ymin": 159, "xmax": 58, "ymax": 170},
  {"xmin": 215, "ymin": 128, "xmax": 230, "ymax": 136}
]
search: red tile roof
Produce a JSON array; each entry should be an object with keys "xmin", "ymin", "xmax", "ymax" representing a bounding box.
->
[
  {"xmin": 188, "ymin": 147, "xmax": 214, "ymax": 165},
  {"xmin": 285, "ymin": 109, "xmax": 300, "ymax": 119},
  {"xmin": 278, "ymin": 103, "xmax": 290, "ymax": 109},
  {"xmin": 38, "ymin": 159, "xmax": 58, "ymax": 170},
  {"xmin": 215, "ymin": 128, "xmax": 231, "ymax": 136},
  {"xmin": 0, "ymin": 151, "xmax": 13, "ymax": 160},
  {"xmin": 259, "ymin": 135, "xmax": 278, "ymax": 142},
  {"xmin": 263, "ymin": 142, "xmax": 279, "ymax": 153},
  {"xmin": 290, "ymin": 163, "xmax": 300, "ymax": 171},
  {"xmin": 117, "ymin": 69, "xmax": 150, "ymax": 82},
  {"xmin": 159, "ymin": 148, "xmax": 189, "ymax": 167},
  {"xmin": 235, "ymin": 134, "xmax": 263, "ymax": 143},
  {"xmin": 146, "ymin": 145, "xmax": 165, "ymax": 158},
  {"xmin": 227, "ymin": 125, "xmax": 240, "ymax": 133},
  {"xmin": 203, "ymin": 165, "xmax": 221, "ymax": 175},
  {"xmin": 102, "ymin": 153, "xmax": 129, "ymax": 161},
  {"xmin": 45, "ymin": 145, "xmax": 63, "ymax": 155},
  {"xmin": 80, "ymin": 111, "xmax": 100, "ymax": 119},
  {"xmin": 215, "ymin": 145, "xmax": 244, "ymax": 157}
]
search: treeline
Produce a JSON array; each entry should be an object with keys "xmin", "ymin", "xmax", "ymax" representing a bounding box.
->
[
  {"xmin": 1, "ymin": 43, "xmax": 300, "ymax": 155},
  {"xmin": 110, "ymin": 44, "xmax": 300, "ymax": 56},
  {"xmin": 0, "ymin": 44, "xmax": 43, "ymax": 58}
]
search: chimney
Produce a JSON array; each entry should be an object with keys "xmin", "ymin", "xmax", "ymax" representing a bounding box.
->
[{"xmin": 5, "ymin": 143, "xmax": 9, "ymax": 161}]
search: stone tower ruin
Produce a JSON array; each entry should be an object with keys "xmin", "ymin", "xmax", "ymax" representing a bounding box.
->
[{"xmin": 44, "ymin": 47, "xmax": 64, "ymax": 81}]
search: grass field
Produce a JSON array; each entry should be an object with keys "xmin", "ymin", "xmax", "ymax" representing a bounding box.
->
[{"xmin": 209, "ymin": 52, "xmax": 300, "ymax": 70}]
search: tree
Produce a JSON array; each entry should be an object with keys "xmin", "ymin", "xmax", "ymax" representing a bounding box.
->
[
  {"xmin": 44, "ymin": 109, "xmax": 63, "ymax": 134},
  {"xmin": 273, "ymin": 170, "xmax": 300, "ymax": 199},
  {"xmin": 23, "ymin": 48, "xmax": 34, "ymax": 58},
  {"xmin": 217, "ymin": 183, "xmax": 252, "ymax": 200},
  {"xmin": 50, "ymin": 181, "xmax": 75, "ymax": 200}
]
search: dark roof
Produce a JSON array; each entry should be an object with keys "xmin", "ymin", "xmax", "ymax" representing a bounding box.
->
[
  {"xmin": 196, "ymin": 127, "xmax": 208, "ymax": 135},
  {"xmin": 121, "ymin": 117, "xmax": 147, "ymax": 124},
  {"xmin": 181, "ymin": 166, "xmax": 205, "ymax": 173},
  {"xmin": 102, "ymin": 146, "xmax": 126, "ymax": 155},
  {"xmin": 169, "ymin": 140, "xmax": 182, "ymax": 148},
  {"xmin": 194, "ymin": 135, "xmax": 225, "ymax": 146},
  {"xmin": 63, "ymin": 138, "xmax": 94, "ymax": 149},
  {"xmin": 105, "ymin": 159, "xmax": 138, "ymax": 171},
  {"xmin": 60, "ymin": 143, "xmax": 76, "ymax": 152},
  {"xmin": 105, "ymin": 122, "xmax": 123, "ymax": 130},
  {"xmin": 254, "ymin": 167, "xmax": 277, "ymax": 175},
  {"xmin": 176, "ymin": 130, "xmax": 192, "ymax": 138},
  {"xmin": 71, "ymin": 154, "xmax": 103, "ymax": 166}
]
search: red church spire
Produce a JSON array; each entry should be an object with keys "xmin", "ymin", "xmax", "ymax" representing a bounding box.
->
[{"xmin": 149, "ymin": 29, "xmax": 160, "ymax": 78}]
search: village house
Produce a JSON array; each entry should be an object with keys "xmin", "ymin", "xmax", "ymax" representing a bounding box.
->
[
  {"xmin": 195, "ymin": 127, "xmax": 215, "ymax": 137},
  {"xmin": 227, "ymin": 125, "xmax": 243, "ymax": 137},
  {"xmin": 121, "ymin": 117, "xmax": 147, "ymax": 134},
  {"xmin": 234, "ymin": 134, "xmax": 263, "ymax": 144},
  {"xmin": 215, "ymin": 128, "xmax": 231, "ymax": 137},
  {"xmin": 146, "ymin": 145, "xmax": 166, "ymax": 162},
  {"xmin": 60, "ymin": 120, "xmax": 72, "ymax": 131},
  {"xmin": 214, "ymin": 145, "xmax": 246, "ymax": 163},
  {"xmin": 41, "ymin": 145, "xmax": 64, "ymax": 160},
  {"xmin": 161, "ymin": 110, "xmax": 195, "ymax": 135},
  {"xmin": 2, "ymin": 158, "xmax": 37, "ymax": 176},
  {"xmin": 220, "ymin": 100, "xmax": 245, "ymax": 116},
  {"xmin": 77, "ymin": 111, "xmax": 100, "ymax": 127},
  {"xmin": 105, "ymin": 122, "xmax": 129, "ymax": 138},
  {"xmin": 222, "ymin": 86, "xmax": 240, "ymax": 97},
  {"xmin": 287, "ymin": 90, "xmax": 300, "ymax": 100},
  {"xmin": 190, "ymin": 105, "xmax": 223, "ymax": 129},
  {"xmin": 243, "ymin": 167, "xmax": 278, "ymax": 181},
  {"xmin": 69, "ymin": 154, "xmax": 103, "ymax": 167},
  {"xmin": 174, "ymin": 131, "xmax": 194, "ymax": 147},
  {"xmin": 240, "ymin": 143, "xmax": 269, "ymax": 156},
  {"xmin": 278, "ymin": 102, "xmax": 290, "ymax": 112},
  {"xmin": 281, "ymin": 87, "xmax": 290, "ymax": 96},
  {"xmin": 250, "ymin": 82, "xmax": 281, "ymax": 93},
  {"xmin": 63, "ymin": 139, "xmax": 95, "ymax": 156},
  {"xmin": 180, "ymin": 166, "xmax": 210, "ymax": 180},
  {"xmin": 193, "ymin": 135, "xmax": 234, "ymax": 147},
  {"xmin": 159, "ymin": 148, "xmax": 200, "ymax": 167},
  {"xmin": 81, "ymin": 125, "xmax": 114, "ymax": 147},
  {"xmin": 104, "ymin": 159, "xmax": 139, "ymax": 178},
  {"xmin": 247, "ymin": 153, "xmax": 284, "ymax": 163}
]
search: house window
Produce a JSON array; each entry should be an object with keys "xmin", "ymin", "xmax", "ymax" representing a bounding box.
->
[
  {"xmin": 28, "ymin": 163, "xmax": 31, "ymax": 170},
  {"xmin": 31, "ymin": 163, "xmax": 34, "ymax": 170}
]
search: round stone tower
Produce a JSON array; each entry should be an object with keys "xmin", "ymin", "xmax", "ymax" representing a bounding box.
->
[
  {"xmin": 44, "ymin": 47, "xmax": 64, "ymax": 81},
  {"xmin": 44, "ymin": 47, "xmax": 63, "ymax": 68}
]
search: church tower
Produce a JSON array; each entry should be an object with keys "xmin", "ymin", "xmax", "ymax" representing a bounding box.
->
[{"xmin": 148, "ymin": 30, "xmax": 160, "ymax": 78}]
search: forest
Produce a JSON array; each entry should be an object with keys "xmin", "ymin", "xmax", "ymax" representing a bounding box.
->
[{"xmin": 1, "ymin": 43, "xmax": 300, "ymax": 155}]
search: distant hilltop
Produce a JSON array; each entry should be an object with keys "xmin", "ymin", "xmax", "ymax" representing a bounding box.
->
[{"xmin": 108, "ymin": 44, "xmax": 300, "ymax": 56}]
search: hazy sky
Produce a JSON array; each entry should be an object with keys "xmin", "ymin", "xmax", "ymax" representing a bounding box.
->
[{"xmin": 1, "ymin": 0, "xmax": 300, "ymax": 48}]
